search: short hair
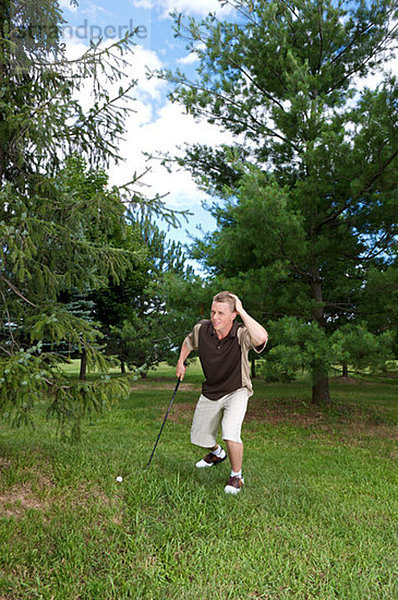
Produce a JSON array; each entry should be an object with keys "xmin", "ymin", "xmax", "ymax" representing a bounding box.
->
[{"xmin": 212, "ymin": 291, "xmax": 236, "ymax": 312}]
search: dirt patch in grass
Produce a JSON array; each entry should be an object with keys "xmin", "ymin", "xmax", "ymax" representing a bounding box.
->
[
  {"xmin": 245, "ymin": 397, "xmax": 397, "ymax": 440},
  {"xmin": 166, "ymin": 397, "xmax": 397, "ymax": 440},
  {"xmin": 167, "ymin": 402, "xmax": 195, "ymax": 423},
  {"xmin": 62, "ymin": 482, "xmax": 124, "ymax": 527},
  {"xmin": 24, "ymin": 467, "xmax": 55, "ymax": 489},
  {"xmin": 342, "ymin": 422, "xmax": 397, "ymax": 439},
  {"xmin": 246, "ymin": 399, "xmax": 325, "ymax": 427},
  {"xmin": 0, "ymin": 457, "xmax": 12, "ymax": 472},
  {"xmin": 131, "ymin": 382, "xmax": 200, "ymax": 392},
  {"xmin": 0, "ymin": 484, "xmax": 49, "ymax": 519},
  {"xmin": 0, "ymin": 461, "xmax": 56, "ymax": 519},
  {"xmin": 329, "ymin": 376, "xmax": 357, "ymax": 384}
]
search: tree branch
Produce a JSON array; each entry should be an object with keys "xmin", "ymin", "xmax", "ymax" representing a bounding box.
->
[
  {"xmin": 0, "ymin": 276, "xmax": 38, "ymax": 307},
  {"xmin": 0, "ymin": 289, "xmax": 18, "ymax": 348},
  {"xmin": 327, "ymin": 21, "xmax": 398, "ymax": 93},
  {"xmin": 226, "ymin": 57, "xmax": 286, "ymax": 111},
  {"xmin": 172, "ymin": 77, "xmax": 301, "ymax": 152},
  {"xmin": 316, "ymin": 147, "xmax": 398, "ymax": 231}
]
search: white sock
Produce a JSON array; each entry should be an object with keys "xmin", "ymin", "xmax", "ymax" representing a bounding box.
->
[
  {"xmin": 231, "ymin": 470, "xmax": 242, "ymax": 479},
  {"xmin": 211, "ymin": 445, "xmax": 223, "ymax": 457}
]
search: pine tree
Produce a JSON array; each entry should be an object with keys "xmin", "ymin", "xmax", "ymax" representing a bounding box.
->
[
  {"xmin": 0, "ymin": 0, "xmax": 180, "ymax": 437},
  {"xmin": 162, "ymin": 0, "xmax": 397, "ymax": 402}
]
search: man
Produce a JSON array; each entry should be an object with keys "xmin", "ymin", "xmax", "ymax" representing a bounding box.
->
[{"xmin": 176, "ymin": 291, "xmax": 268, "ymax": 494}]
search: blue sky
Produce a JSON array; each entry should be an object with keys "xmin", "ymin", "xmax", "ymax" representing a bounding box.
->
[
  {"xmin": 58, "ymin": 0, "xmax": 395, "ymax": 259},
  {"xmin": 59, "ymin": 0, "xmax": 237, "ymax": 252}
]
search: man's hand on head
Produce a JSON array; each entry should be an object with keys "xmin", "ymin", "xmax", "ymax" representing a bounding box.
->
[{"xmin": 231, "ymin": 294, "xmax": 244, "ymax": 316}]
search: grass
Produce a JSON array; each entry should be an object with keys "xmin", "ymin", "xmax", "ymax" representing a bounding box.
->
[{"xmin": 0, "ymin": 364, "xmax": 397, "ymax": 599}]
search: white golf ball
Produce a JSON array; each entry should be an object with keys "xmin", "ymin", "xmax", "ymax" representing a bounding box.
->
[{"xmin": 116, "ymin": 475, "xmax": 123, "ymax": 482}]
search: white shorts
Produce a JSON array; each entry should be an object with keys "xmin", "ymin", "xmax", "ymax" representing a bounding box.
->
[{"xmin": 190, "ymin": 387, "xmax": 249, "ymax": 448}]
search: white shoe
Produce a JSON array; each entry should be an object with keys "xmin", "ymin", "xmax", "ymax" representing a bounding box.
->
[
  {"xmin": 195, "ymin": 448, "xmax": 227, "ymax": 468},
  {"xmin": 224, "ymin": 475, "xmax": 244, "ymax": 494}
]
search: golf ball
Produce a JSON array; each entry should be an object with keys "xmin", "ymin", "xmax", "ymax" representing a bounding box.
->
[{"xmin": 116, "ymin": 476, "xmax": 123, "ymax": 482}]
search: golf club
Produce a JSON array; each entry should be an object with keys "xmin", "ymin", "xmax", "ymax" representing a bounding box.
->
[{"xmin": 145, "ymin": 361, "xmax": 187, "ymax": 470}]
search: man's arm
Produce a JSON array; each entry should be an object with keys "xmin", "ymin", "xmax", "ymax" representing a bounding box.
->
[
  {"xmin": 176, "ymin": 341, "xmax": 191, "ymax": 380},
  {"xmin": 176, "ymin": 322, "xmax": 202, "ymax": 379},
  {"xmin": 232, "ymin": 295, "xmax": 268, "ymax": 348}
]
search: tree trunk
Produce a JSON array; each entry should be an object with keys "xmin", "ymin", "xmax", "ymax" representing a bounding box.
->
[
  {"xmin": 121, "ymin": 360, "xmax": 126, "ymax": 374},
  {"xmin": 79, "ymin": 348, "xmax": 87, "ymax": 381},
  {"xmin": 310, "ymin": 278, "xmax": 331, "ymax": 404},
  {"xmin": 312, "ymin": 361, "xmax": 331, "ymax": 404},
  {"xmin": 342, "ymin": 361, "xmax": 349, "ymax": 377}
]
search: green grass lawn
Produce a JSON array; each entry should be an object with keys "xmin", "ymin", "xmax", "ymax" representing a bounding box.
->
[{"xmin": 0, "ymin": 365, "xmax": 397, "ymax": 599}]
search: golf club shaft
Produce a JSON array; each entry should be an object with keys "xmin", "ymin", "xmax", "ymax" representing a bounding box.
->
[{"xmin": 145, "ymin": 368, "xmax": 185, "ymax": 469}]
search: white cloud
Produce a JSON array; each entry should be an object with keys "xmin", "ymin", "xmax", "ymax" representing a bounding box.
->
[
  {"xmin": 177, "ymin": 52, "xmax": 200, "ymax": 65},
  {"xmin": 131, "ymin": 0, "xmax": 154, "ymax": 8},
  {"xmin": 60, "ymin": 0, "xmax": 113, "ymax": 19},
  {"xmin": 355, "ymin": 58, "xmax": 397, "ymax": 92},
  {"xmin": 63, "ymin": 38, "xmax": 166, "ymax": 106},
  {"xmin": 59, "ymin": 0, "xmax": 78, "ymax": 13},
  {"xmin": 59, "ymin": 35, "xmax": 229, "ymax": 247},
  {"xmin": 127, "ymin": 45, "xmax": 167, "ymax": 101},
  {"xmin": 62, "ymin": 36, "xmax": 228, "ymax": 211},
  {"xmin": 109, "ymin": 97, "xmax": 233, "ymax": 210},
  {"xmin": 79, "ymin": 1, "xmax": 113, "ymax": 21},
  {"xmin": 132, "ymin": 0, "xmax": 235, "ymax": 18},
  {"xmin": 106, "ymin": 81, "xmax": 229, "ymax": 251},
  {"xmin": 163, "ymin": 0, "xmax": 235, "ymax": 16}
]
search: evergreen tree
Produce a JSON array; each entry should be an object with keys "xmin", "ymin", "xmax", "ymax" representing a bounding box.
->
[
  {"xmin": 0, "ymin": 0, "xmax": 181, "ymax": 437},
  {"xmin": 92, "ymin": 218, "xmax": 196, "ymax": 377},
  {"xmin": 162, "ymin": 0, "xmax": 397, "ymax": 402}
]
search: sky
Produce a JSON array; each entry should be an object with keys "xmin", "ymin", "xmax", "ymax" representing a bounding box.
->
[
  {"xmin": 57, "ymin": 0, "xmax": 396, "ymax": 258},
  {"xmin": 58, "ymin": 0, "xmax": 237, "ymax": 252}
]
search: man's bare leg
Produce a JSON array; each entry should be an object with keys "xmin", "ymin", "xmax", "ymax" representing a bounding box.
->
[{"xmin": 225, "ymin": 440, "xmax": 243, "ymax": 473}]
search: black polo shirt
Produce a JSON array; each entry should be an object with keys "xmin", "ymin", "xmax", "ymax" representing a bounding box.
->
[{"xmin": 184, "ymin": 319, "xmax": 265, "ymax": 401}]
